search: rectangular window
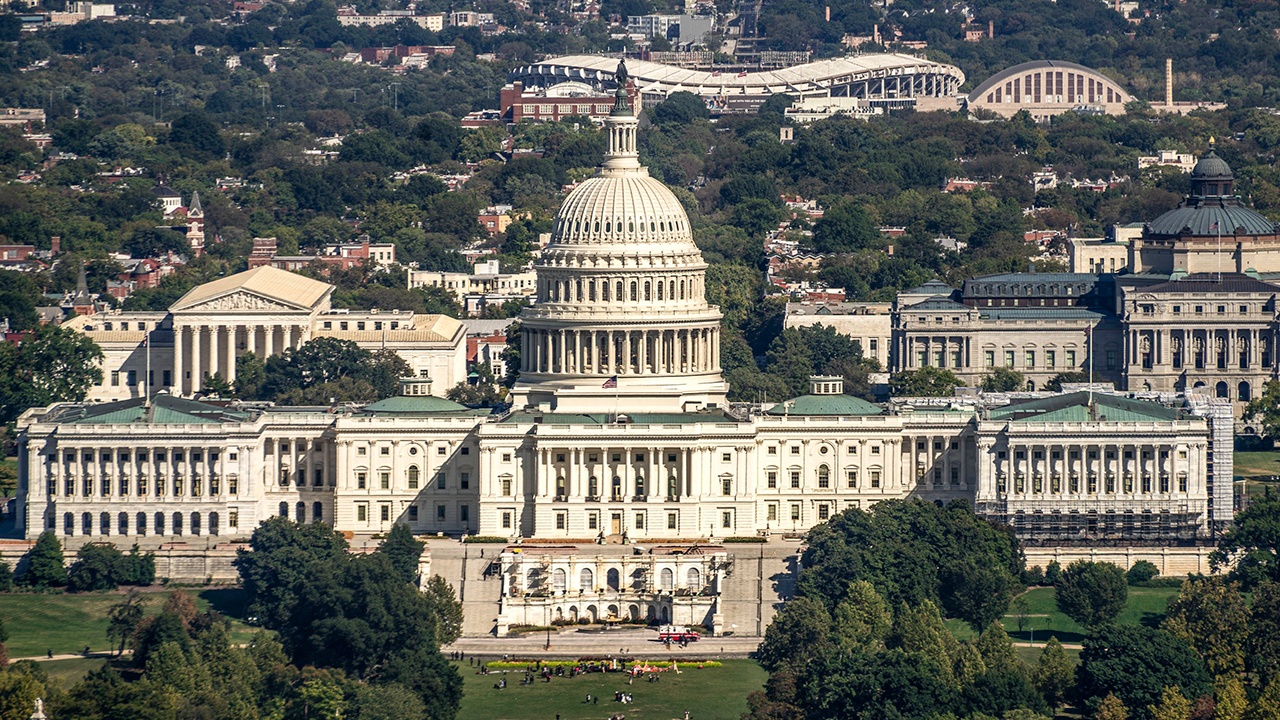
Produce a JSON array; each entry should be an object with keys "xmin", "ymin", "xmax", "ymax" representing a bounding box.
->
[
  {"xmin": 555, "ymin": 513, "xmax": 566, "ymax": 530},
  {"xmin": 1106, "ymin": 350, "xmax": 1117, "ymax": 369},
  {"xmin": 818, "ymin": 471, "xmax": 829, "ymax": 488},
  {"xmin": 126, "ymin": 370, "xmax": 137, "ymax": 386},
  {"xmin": 721, "ymin": 478, "xmax": 732, "ymax": 495},
  {"xmin": 847, "ymin": 470, "xmax": 858, "ymax": 488},
  {"xmin": 790, "ymin": 504, "xmax": 800, "ymax": 520},
  {"xmin": 437, "ymin": 474, "xmax": 446, "ymax": 490},
  {"xmin": 460, "ymin": 505, "xmax": 469, "ymax": 522},
  {"xmin": 767, "ymin": 471, "xmax": 777, "ymax": 488},
  {"xmin": 380, "ymin": 471, "xmax": 390, "ymax": 489},
  {"xmin": 635, "ymin": 513, "xmax": 644, "ymax": 529},
  {"xmin": 588, "ymin": 513, "xmax": 598, "ymax": 530},
  {"xmin": 460, "ymin": 472, "xmax": 470, "ymax": 490},
  {"xmin": 1025, "ymin": 351, "xmax": 1035, "ymax": 368},
  {"xmin": 985, "ymin": 350, "xmax": 995, "ymax": 367},
  {"xmin": 502, "ymin": 511, "xmax": 511, "ymax": 528},
  {"xmin": 380, "ymin": 504, "xmax": 390, "ymax": 522},
  {"xmin": 721, "ymin": 511, "xmax": 732, "ymax": 529},
  {"xmin": 667, "ymin": 513, "xmax": 677, "ymax": 529},
  {"xmin": 767, "ymin": 504, "xmax": 778, "ymax": 521},
  {"xmin": 357, "ymin": 505, "xmax": 367, "ymax": 522},
  {"xmin": 790, "ymin": 471, "xmax": 800, "ymax": 488},
  {"xmin": 818, "ymin": 504, "xmax": 830, "ymax": 521},
  {"xmin": 870, "ymin": 470, "xmax": 881, "ymax": 488},
  {"xmin": 1046, "ymin": 350, "xmax": 1056, "ymax": 368},
  {"xmin": 357, "ymin": 472, "xmax": 367, "ymax": 489},
  {"xmin": 111, "ymin": 371, "xmax": 120, "ymax": 386},
  {"xmin": 1066, "ymin": 350, "xmax": 1077, "ymax": 367},
  {"xmin": 501, "ymin": 477, "xmax": 512, "ymax": 495},
  {"xmin": 409, "ymin": 505, "xmax": 419, "ymax": 521},
  {"xmin": 229, "ymin": 511, "xmax": 239, "ymax": 528},
  {"xmin": 437, "ymin": 504, "xmax": 446, "ymax": 520},
  {"xmin": 380, "ymin": 446, "xmax": 390, "ymax": 456},
  {"xmin": 1005, "ymin": 351, "xmax": 1015, "ymax": 367}
]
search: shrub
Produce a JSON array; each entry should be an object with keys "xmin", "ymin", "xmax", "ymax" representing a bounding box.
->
[
  {"xmin": 1022, "ymin": 565, "xmax": 1045, "ymax": 586},
  {"xmin": 723, "ymin": 536, "xmax": 766, "ymax": 543},
  {"xmin": 1126, "ymin": 560, "xmax": 1160, "ymax": 585},
  {"xmin": 463, "ymin": 536, "xmax": 509, "ymax": 544}
]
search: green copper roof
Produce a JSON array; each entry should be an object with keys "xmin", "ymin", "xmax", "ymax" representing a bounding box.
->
[
  {"xmin": 361, "ymin": 395, "xmax": 475, "ymax": 415},
  {"xmin": 61, "ymin": 395, "xmax": 253, "ymax": 425},
  {"xmin": 501, "ymin": 410, "xmax": 740, "ymax": 425},
  {"xmin": 765, "ymin": 394, "xmax": 883, "ymax": 416},
  {"xmin": 990, "ymin": 392, "xmax": 1181, "ymax": 423}
]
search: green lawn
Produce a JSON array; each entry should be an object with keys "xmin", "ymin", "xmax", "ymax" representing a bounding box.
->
[
  {"xmin": 0, "ymin": 587, "xmax": 256, "ymax": 658},
  {"xmin": 0, "ymin": 457, "xmax": 16, "ymax": 498},
  {"xmin": 454, "ymin": 659, "xmax": 767, "ymax": 720},
  {"xmin": 1234, "ymin": 451, "xmax": 1280, "ymax": 479},
  {"xmin": 37, "ymin": 657, "xmax": 109, "ymax": 689},
  {"xmin": 948, "ymin": 585, "xmax": 1179, "ymax": 646}
]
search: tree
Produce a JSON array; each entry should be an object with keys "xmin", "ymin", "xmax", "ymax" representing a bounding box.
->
[
  {"xmin": 378, "ymin": 523, "xmax": 425, "ymax": 585},
  {"xmin": 1213, "ymin": 491, "xmax": 1280, "ymax": 588},
  {"xmin": 650, "ymin": 91, "xmax": 709, "ymax": 125},
  {"xmin": 975, "ymin": 621, "xmax": 1020, "ymax": 674},
  {"xmin": 1055, "ymin": 561, "xmax": 1128, "ymax": 629},
  {"xmin": 1127, "ymin": 560, "xmax": 1160, "ymax": 585},
  {"xmin": 233, "ymin": 517, "xmax": 350, "ymax": 630},
  {"xmin": 1033, "ymin": 636, "xmax": 1073, "ymax": 711},
  {"xmin": 1162, "ymin": 577, "xmax": 1249, "ymax": 679},
  {"xmin": 1214, "ymin": 676, "xmax": 1247, "ymax": 720},
  {"xmin": 0, "ymin": 561, "xmax": 12, "ymax": 592},
  {"xmin": 1046, "ymin": 371, "xmax": 1090, "ymax": 392},
  {"xmin": 942, "ymin": 557, "xmax": 1018, "ymax": 632},
  {"xmin": 107, "ymin": 590, "xmax": 147, "ymax": 657},
  {"xmin": 809, "ymin": 202, "xmax": 880, "ymax": 253},
  {"xmin": 981, "ymin": 367, "xmax": 1026, "ymax": 392},
  {"xmin": 1244, "ymin": 379, "xmax": 1280, "ymax": 439},
  {"xmin": 1096, "ymin": 693, "xmax": 1131, "ymax": 720},
  {"xmin": 805, "ymin": 648, "xmax": 957, "ymax": 719},
  {"xmin": 891, "ymin": 600, "xmax": 959, "ymax": 685},
  {"xmin": 757, "ymin": 596, "xmax": 833, "ymax": 672},
  {"xmin": 0, "ymin": 324, "xmax": 103, "ymax": 423},
  {"xmin": 1076, "ymin": 625, "xmax": 1212, "ymax": 716},
  {"xmin": 18, "ymin": 530, "xmax": 66, "ymax": 588},
  {"xmin": 889, "ymin": 366, "xmax": 963, "ymax": 397},
  {"xmin": 423, "ymin": 574, "xmax": 464, "ymax": 646},
  {"xmin": 1148, "ymin": 686, "xmax": 1193, "ymax": 720},
  {"xmin": 1250, "ymin": 582, "xmax": 1280, "ymax": 689},
  {"xmin": 833, "ymin": 580, "xmax": 891, "ymax": 650},
  {"xmin": 67, "ymin": 543, "xmax": 126, "ymax": 592}
]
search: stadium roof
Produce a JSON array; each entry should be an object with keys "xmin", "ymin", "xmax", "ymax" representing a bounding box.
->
[
  {"xmin": 513, "ymin": 54, "xmax": 965, "ymax": 98},
  {"xmin": 967, "ymin": 60, "xmax": 1130, "ymax": 102}
]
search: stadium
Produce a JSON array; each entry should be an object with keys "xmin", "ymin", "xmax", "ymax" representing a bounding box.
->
[{"xmin": 508, "ymin": 53, "xmax": 966, "ymax": 113}]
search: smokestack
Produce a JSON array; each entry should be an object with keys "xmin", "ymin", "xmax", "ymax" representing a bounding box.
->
[
  {"xmin": 825, "ymin": 5, "xmax": 830, "ymax": 21},
  {"xmin": 988, "ymin": 20, "xmax": 993, "ymax": 38},
  {"xmin": 873, "ymin": 23, "xmax": 880, "ymax": 45},
  {"xmin": 1165, "ymin": 58, "xmax": 1174, "ymax": 107}
]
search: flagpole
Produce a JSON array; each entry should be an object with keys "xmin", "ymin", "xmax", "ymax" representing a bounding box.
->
[{"xmin": 1087, "ymin": 323, "xmax": 1093, "ymax": 412}]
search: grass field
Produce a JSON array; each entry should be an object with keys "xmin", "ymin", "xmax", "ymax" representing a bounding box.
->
[
  {"xmin": 38, "ymin": 657, "xmax": 109, "ymax": 689},
  {"xmin": 1234, "ymin": 451, "xmax": 1280, "ymax": 479},
  {"xmin": 948, "ymin": 585, "xmax": 1179, "ymax": 646},
  {"xmin": 0, "ymin": 587, "xmax": 256, "ymax": 658},
  {"xmin": 454, "ymin": 659, "xmax": 767, "ymax": 720},
  {"xmin": 0, "ymin": 457, "xmax": 16, "ymax": 498}
]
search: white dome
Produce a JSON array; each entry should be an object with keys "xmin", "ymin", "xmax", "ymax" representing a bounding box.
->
[{"xmin": 552, "ymin": 174, "xmax": 694, "ymax": 247}]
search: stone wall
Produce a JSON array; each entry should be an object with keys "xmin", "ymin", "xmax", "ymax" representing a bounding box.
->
[{"xmin": 1024, "ymin": 545, "xmax": 1217, "ymax": 576}]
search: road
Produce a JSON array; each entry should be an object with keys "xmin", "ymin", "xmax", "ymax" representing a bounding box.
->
[{"xmin": 445, "ymin": 628, "xmax": 763, "ymax": 659}]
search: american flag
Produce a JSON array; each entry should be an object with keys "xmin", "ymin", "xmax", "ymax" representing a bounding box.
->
[
  {"xmin": 602, "ymin": 376, "xmax": 618, "ymax": 389},
  {"xmin": 1209, "ymin": 221, "xmax": 1219, "ymax": 232}
]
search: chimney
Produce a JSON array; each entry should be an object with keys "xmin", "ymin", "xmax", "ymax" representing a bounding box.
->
[
  {"xmin": 1165, "ymin": 58, "xmax": 1174, "ymax": 107},
  {"xmin": 988, "ymin": 19, "xmax": 993, "ymax": 38},
  {"xmin": 50, "ymin": 236, "xmax": 61, "ymax": 254},
  {"xmin": 873, "ymin": 23, "xmax": 880, "ymax": 45},
  {"xmin": 824, "ymin": 5, "xmax": 830, "ymax": 21}
]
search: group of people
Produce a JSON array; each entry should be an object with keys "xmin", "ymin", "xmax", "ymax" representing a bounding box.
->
[{"xmin": 613, "ymin": 691, "xmax": 634, "ymax": 703}]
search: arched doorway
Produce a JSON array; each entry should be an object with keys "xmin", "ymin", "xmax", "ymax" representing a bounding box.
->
[
  {"xmin": 1216, "ymin": 381, "xmax": 1229, "ymax": 398},
  {"xmin": 607, "ymin": 568, "xmax": 620, "ymax": 591}
]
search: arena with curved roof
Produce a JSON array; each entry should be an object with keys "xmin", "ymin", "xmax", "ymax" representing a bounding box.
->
[
  {"xmin": 510, "ymin": 53, "xmax": 965, "ymax": 113},
  {"xmin": 967, "ymin": 60, "xmax": 1132, "ymax": 120}
]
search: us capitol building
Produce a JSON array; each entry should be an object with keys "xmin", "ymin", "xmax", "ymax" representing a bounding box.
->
[{"xmin": 12, "ymin": 69, "xmax": 1235, "ymax": 632}]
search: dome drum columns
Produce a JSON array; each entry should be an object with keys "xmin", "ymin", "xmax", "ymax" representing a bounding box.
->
[{"xmin": 520, "ymin": 325, "xmax": 721, "ymax": 376}]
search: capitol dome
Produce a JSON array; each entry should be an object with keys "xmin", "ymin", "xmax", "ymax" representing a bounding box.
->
[
  {"xmin": 511, "ymin": 61, "xmax": 728, "ymax": 414},
  {"xmin": 1145, "ymin": 150, "xmax": 1278, "ymax": 239}
]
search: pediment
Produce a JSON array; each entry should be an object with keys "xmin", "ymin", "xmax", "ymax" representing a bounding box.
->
[{"xmin": 177, "ymin": 290, "xmax": 305, "ymax": 313}]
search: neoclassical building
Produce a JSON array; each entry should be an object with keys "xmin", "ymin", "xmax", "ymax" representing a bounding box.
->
[
  {"xmin": 14, "ymin": 71, "xmax": 1235, "ymax": 623},
  {"xmin": 64, "ymin": 265, "xmax": 467, "ymax": 400}
]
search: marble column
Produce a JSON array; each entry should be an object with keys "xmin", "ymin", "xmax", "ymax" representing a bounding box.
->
[
  {"xmin": 225, "ymin": 326, "xmax": 237, "ymax": 383},
  {"xmin": 173, "ymin": 325, "xmax": 185, "ymax": 395},
  {"xmin": 191, "ymin": 325, "xmax": 203, "ymax": 394}
]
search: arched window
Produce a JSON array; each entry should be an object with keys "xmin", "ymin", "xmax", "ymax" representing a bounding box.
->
[
  {"xmin": 279, "ymin": 502, "xmax": 289, "ymax": 517},
  {"xmin": 63, "ymin": 512, "xmax": 73, "ymax": 536},
  {"xmin": 680, "ymin": 279, "xmax": 686, "ymax": 299},
  {"xmin": 657, "ymin": 281, "xmax": 664, "ymax": 301},
  {"xmin": 644, "ymin": 281, "xmax": 651, "ymax": 301},
  {"xmin": 82, "ymin": 512, "xmax": 91, "ymax": 535},
  {"xmin": 155, "ymin": 512, "xmax": 165, "ymax": 536},
  {"xmin": 817, "ymin": 465, "xmax": 830, "ymax": 488},
  {"xmin": 313, "ymin": 502, "xmax": 323, "ymax": 522},
  {"xmin": 635, "ymin": 476, "xmax": 645, "ymax": 498},
  {"xmin": 687, "ymin": 567, "xmax": 701, "ymax": 589},
  {"xmin": 580, "ymin": 567, "xmax": 594, "ymax": 592},
  {"xmin": 667, "ymin": 475, "xmax": 679, "ymax": 499},
  {"xmin": 616, "ymin": 281, "xmax": 623, "ymax": 301},
  {"xmin": 588, "ymin": 476, "xmax": 599, "ymax": 497},
  {"xmin": 629, "ymin": 282, "xmax": 637, "ymax": 301},
  {"xmin": 1216, "ymin": 381, "xmax": 1229, "ymax": 398},
  {"xmin": 552, "ymin": 568, "xmax": 566, "ymax": 593},
  {"xmin": 576, "ymin": 280, "xmax": 583, "ymax": 300},
  {"xmin": 172, "ymin": 512, "xmax": 183, "ymax": 536},
  {"xmin": 611, "ymin": 476, "xmax": 622, "ymax": 499},
  {"xmin": 191, "ymin": 512, "xmax": 202, "ymax": 536},
  {"xmin": 209, "ymin": 512, "xmax": 220, "ymax": 536},
  {"xmin": 607, "ymin": 568, "xmax": 620, "ymax": 591},
  {"xmin": 556, "ymin": 476, "xmax": 566, "ymax": 498},
  {"xmin": 295, "ymin": 502, "xmax": 305, "ymax": 523},
  {"xmin": 602, "ymin": 283, "xmax": 610, "ymax": 301},
  {"xmin": 1239, "ymin": 382, "xmax": 1252, "ymax": 402},
  {"xmin": 589, "ymin": 283, "xmax": 597, "ymax": 301},
  {"xmin": 136, "ymin": 512, "xmax": 147, "ymax": 536},
  {"xmin": 408, "ymin": 466, "xmax": 420, "ymax": 488},
  {"xmin": 100, "ymin": 512, "xmax": 110, "ymax": 535},
  {"xmin": 118, "ymin": 512, "xmax": 129, "ymax": 536},
  {"xmin": 660, "ymin": 568, "xmax": 673, "ymax": 590}
]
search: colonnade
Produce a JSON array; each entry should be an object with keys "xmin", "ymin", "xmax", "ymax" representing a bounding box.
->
[
  {"xmin": 173, "ymin": 323, "xmax": 306, "ymax": 395},
  {"xmin": 993, "ymin": 440, "xmax": 1200, "ymax": 499},
  {"xmin": 522, "ymin": 326, "xmax": 719, "ymax": 376}
]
